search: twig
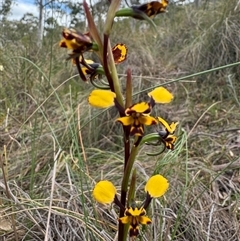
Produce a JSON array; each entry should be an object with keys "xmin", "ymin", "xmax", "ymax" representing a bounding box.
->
[
  {"xmin": 44, "ymin": 137, "xmax": 61, "ymax": 241},
  {"xmin": 212, "ymin": 159, "xmax": 240, "ymax": 171},
  {"xmin": 214, "ymin": 128, "xmax": 240, "ymax": 134},
  {"xmin": 1, "ymin": 146, "xmax": 18, "ymax": 241},
  {"xmin": 0, "ymin": 181, "xmax": 46, "ymax": 235},
  {"xmin": 206, "ymin": 203, "xmax": 215, "ymax": 241}
]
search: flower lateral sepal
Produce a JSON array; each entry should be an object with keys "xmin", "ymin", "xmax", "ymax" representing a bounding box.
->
[
  {"xmin": 145, "ymin": 174, "xmax": 169, "ymax": 198},
  {"xmin": 88, "ymin": 90, "xmax": 116, "ymax": 108},
  {"xmin": 148, "ymin": 87, "xmax": 173, "ymax": 104},
  {"xmin": 93, "ymin": 180, "xmax": 117, "ymax": 204}
]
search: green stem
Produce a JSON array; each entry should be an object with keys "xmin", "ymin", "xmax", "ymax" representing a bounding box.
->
[
  {"xmin": 127, "ymin": 169, "xmax": 136, "ymax": 206},
  {"xmin": 121, "ymin": 144, "xmax": 139, "ymax": 207},
  {"xmin": 125, "ymin": 68, "xmax": 132, "ymax": 108},
  {"xmin": 107, "ymin": 38, "xmax": 124, "ymax": 107},
  {"xmin": 104, "ymin": 0, "xmax": 121, "ymax": 36},
  {"xmin": 103, "ymin": 34, "xmax": 115, "ymax": 92},
  {"xmin": 124, "ymin": 129, "xmax": 130, "ymax": 170},
  {"xmin": 120, "ymin": 144, "xmax": 139, "ymax": 241}
]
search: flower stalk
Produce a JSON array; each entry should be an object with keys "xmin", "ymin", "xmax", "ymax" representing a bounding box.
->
[{"xmin": 60, "ymin": 1, "xmax": 177, "ymax": 240}]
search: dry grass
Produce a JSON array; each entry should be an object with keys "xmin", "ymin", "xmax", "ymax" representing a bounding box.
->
[{"xmin": 1, "ymin": 0, "xmax": 240, "ymax": 240}]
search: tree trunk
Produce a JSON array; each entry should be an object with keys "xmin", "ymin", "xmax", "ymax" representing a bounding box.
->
[
  {"xmin": 195, "ymin": 0, "xmax": 201, "ymax": 8},
  {"xmin": 37, "ymin": 0, "xmax": 43, "ymax": 48}
]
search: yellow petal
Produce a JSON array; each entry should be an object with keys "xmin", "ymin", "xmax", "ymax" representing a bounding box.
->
[
  {"xmin": 80, "ymin": 59, "xmax": 95, "ymax": 75},
  {"xmin": 148, "ymin": 87, "xmax": 173, "ymax": 103},
  {"xmin": 145, "ymin": 174, "xmax": 169, "ymax": 198},
  {"xmin": 119, "ymin": 216, "xmax": 130, "ymax": 224},
  {"xmin": 139, "ymin": 216, "xmax": 152, "ymax": 225},
  {"xmin": 126, "ymin": 207, "xmax": 145, "ymax": 216},
  {"xmin": 162, "ymin": 0, "xmax": 168, "ymax": 8},
  {"xmin": 93, "ymin": 180, "xmax": 116, "ymax": 204},
  {"xmin": 158, "ymin": 117, "xmax": 178, "ymax": 133},
  {"xmin": 62, "ymin": 28, "xmax": 92, "ymax": 47},
  {"xmin": 59, "ymin": 38, "xmax": 79, "ymax": 50},
  {"xmin": 169, "ymin": 122, "xmax": 179, "ymax": 132},
  {"xmin": 85, "ymin": 59, "xmax": 95, "ymax": 64},
  {"xmin": 166, "ymin": 135, "xmax": 177, "ymax": 143},
  {"xmin": 117, "ymin": 116, "xmax": 134, "ymax": 126},
  {"xmin": 164, "ymin": 135, "xmax": 177, "ymax": 150},
  {"xmin": 88, "ymin": 90, "xmax": 116, "ymax": 108},
  {"xmin": 128, "ymin": 102, "xmax": 151, "ymax": 114},
  {"xmin": 81, "ymin": 66, "xmax": 88, "ymax": 76},
  {"xmin": 157, "ymin": 117, "xmax": 171, "ymax": 132},
  {"xmin": 139, "ymin": 116, "xmax": 158, "ymax": 126}
]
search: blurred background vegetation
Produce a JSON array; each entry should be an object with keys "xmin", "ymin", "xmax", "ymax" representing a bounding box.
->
[{"xmin": 0, "ymin": 0, "xmax": 240, "ymax": 240}]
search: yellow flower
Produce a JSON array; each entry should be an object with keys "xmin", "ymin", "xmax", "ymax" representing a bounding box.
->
[
  {"xmin": 116, "ymin": 0, "xmax": 168, "ymax": 20},
  {"xmin": 132, "ymin": 0, "xmax": 168, "ymax": 19},
  {"xmin": 59, "ymin": 28, "xmax": 93, "ymax": 53},
  {"xmin": 88, "ymin": 87, "xmax": 173, "ymax": 136},
  {"xmin": 71, "ymin": 43, "xmax": 127, "ymax": 82},
  {"xmin": 163, "ymin": 134, "xmax": 177, "ymax": 150},
  {"xmin": 92, "ymin": 180, "xmax": 116, "ymax": 204},
  {"xmin": 119, "ymin": 206, "xmax": 151, "ymax": 237},
  {"xmin": 117, "ymin": 102, "xmax": 158, "ymax": 136},
  {"xmin": 59, "ymin": 28, "xmax": 100, "ymax": 81},
  {"xmin": 157, "ymin": 117, "xmax": 178, "ymax": 150},
  {"xmin": 119, "ymin": 174, "xmax": 168, "ymax": 237},
  {"xmin": 116, "ymin": 87, "xmax": 173, "ymax": 136}
]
